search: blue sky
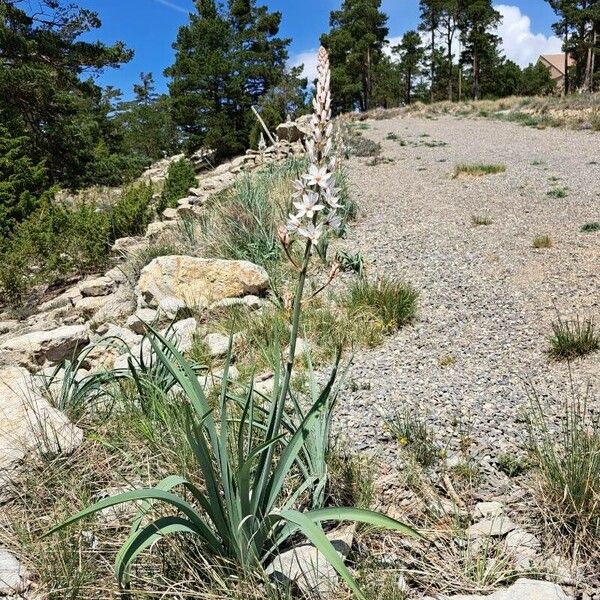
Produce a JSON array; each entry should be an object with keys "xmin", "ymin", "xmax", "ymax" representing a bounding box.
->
[{"xmin": 79, "ymin": 0, "xmax": 562, "ymax": 98}]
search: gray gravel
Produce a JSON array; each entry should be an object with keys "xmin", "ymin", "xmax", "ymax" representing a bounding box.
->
[{"xmin": 334, "ymin": 115, "xmax": 600, "ymax": 463}]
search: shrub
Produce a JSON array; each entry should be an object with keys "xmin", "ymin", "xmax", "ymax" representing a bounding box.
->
[
  {"xmin": 581, "ymin": 221, "xmax": 600, "ymax": 233},
  {"xmin": 0, "ymin": 199, "xmax": 110, "ymax": 303},
  {"xmin": 453, "ymin": 164, "xmax": 506, "ymax": 177},
  {"xmin": 345, "ymin": 130, "xmax": 382, "ymax": 157},
  {"xmin": 348, "ymin": 277, "xmax": 418, "ymax": 332},
  {"xmin": 548, "ymin": 316, "xmax": 599, "ymax": 360},
  {"xmin": 529, "ymin": 388, "xmax": 600, "ymax": 544},
  {"xmin": 110, "ymin": 182, "xmax": 154, "ymax": 239},
  {"xmin": 160, "ymin": 158, "xmax": 197, "ymax": 212},
  {"xmin": 532, "ymin": 235, "xmax": 552, "ymax": 248}
]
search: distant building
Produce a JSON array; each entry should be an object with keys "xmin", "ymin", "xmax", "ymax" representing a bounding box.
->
[{"xmin": 537, "ymin": 54, "xmax": 576, "ymax": 91}]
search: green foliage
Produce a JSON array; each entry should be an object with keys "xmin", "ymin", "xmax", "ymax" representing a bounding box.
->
[
  {"xmin": 580, "ymin": 221, "xmax": 600, "ymax": 232},
  {"xmin": 336, "ymin": 250, "xmax": 366, "ymax": 276},
  {"xmin": 48, "ymin": 330, "xmax": 420, "ymax": 597},
  {"xmin": 166, "ymin": 0, "xmax": 291, "ymax": 158},
  {"xmin": 160, "ymin": 159, "xmax": 197, "ymax": 212},
  {"xmin": 471, "ymin": 214, "xmax": 493, "ymax": 226},
  {"xmin": 529, "ymin": 387, "xmax": 600, "ymax": 542},
  {"xmin": 532, "ymin": 235, "xmax": 552, "ymax": 248},
  {"xmin": 386, "ymin": 409, "xmax": 442, "ymax": 467},
  {"xmin": 0, "ymin": 182, "xmax": 155, "ymax": 303},
  {"xmin": 548, "ymin": 316, "xmax": 599, "ymax": 360},
  {"xmin": 0, "ymin": 199, "xmax": 110, "ymax": 302},
  {"xmin": 111, "ymin": 182, "xmax": 154, "ymax": 239},
  {"xmin": 0, "ymin": 1, "xmax": 133, "ymax": 190},
  {"xmin": 519, "ymin": 62, "xmax": 556, "ymax": 96},
  {"xmin": 454, "ymin": 163, "xmax": 506, "ymax": 177},
  {"xmin": 547, "ymin": 186, "xmax": 569, "ymax": 198},
  {"xmin": 348, "ymin": 277, "xmax": 418, "ymax": 332},
  {"xmin": 0, "ymin": 126, "xmax": 48, "ymax": 236},
  {"xmin": 321, "ymin": 0, "xmax": 389, "ymax": 112},
  {"xmin": 497, "ymin": 452, "xmax": 531, "ymax": 477},
  {"xmin": 392, "ymin": 30, "xmax": 426, "ymax": 104}
]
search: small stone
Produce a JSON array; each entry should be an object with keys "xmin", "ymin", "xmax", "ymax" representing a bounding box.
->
[
  {"xmin": 162, "ymin": 207, "xmax": 178, "ymax": 220},
  {"xmin": 204, "ymin": 333, "xmax": 232, "ymax": 358},
  {"xmin": 126, "ymin": 308, "xmax": 160, "ymax": 334},
  {"xmin": 474, "ymin": 501, "xmax": 504, "ymax": 520}
]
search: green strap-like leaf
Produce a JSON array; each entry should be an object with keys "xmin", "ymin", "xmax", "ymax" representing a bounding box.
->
[
  {"xmin": 277, "ymin": 509, "xmax": 366, "ymax": 600},
  {"xmin": 115, "ymin": 516, "xmax": 201, "ymax": 585},
  {"xmin": 46, "ymin": 488, "xmax": 223, "ymax": 554}
]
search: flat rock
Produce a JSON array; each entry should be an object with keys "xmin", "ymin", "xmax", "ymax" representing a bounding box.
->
[
  {"xmin": 91, "ymin": 285, "xmax": 136, "ymax": 324},
  {"xmin": 467, "ymin": 516, "xmax": 517, "ymax": 539},
  {"xmin": 0, "ymin": 548, "xmax": 28, "ymax": 595},
  {"xmin": 204, "ymin": 333, "xmax": 231, "ymax": 358},
  {"xmin": 137, "ymin": 256, "xmax": 269, "ymax": 311},
  {"xmin": 0, "ymin": 366, "xmax": 83, "ymax": 476},
  {"xmin": 0, "ymin": 325, "xmax": 89, "ymax": 368},
  {"xmin": 473, "ymin": 501, "xmax": 504, "ymax": 520},
  {"xmin": 126, "ymin": 308, "xmax": 160, "ymax": 334},
  {"xmin": 266, "ymin": 525, "xmax": 355, "ymax": 597},
  {"xmin": 430, "ymin": 578, "xmax": 572, "ymax": 600},
  {"xmin": 79, "ymin": 276, "xmax": 115, "ymax": 297}
]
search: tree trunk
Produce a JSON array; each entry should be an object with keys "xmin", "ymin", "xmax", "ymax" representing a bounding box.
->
[
  {"xmin": 563, "ymin": 26, "xmax": 569, "ymax": 95},
  {"xmin": 447, "ymin": 31, "xmax": 453, "ymax": 101},
  {"xmin": 430, "ymin": 9, "xmax": 436, "ymax": 103},
  {"xmin": 407, "ymin": 67, "xmax": 412, "ymax": 104},
  {"xmin": 472, "ymin": 49, "xmax": 479, "ymax": 100}
]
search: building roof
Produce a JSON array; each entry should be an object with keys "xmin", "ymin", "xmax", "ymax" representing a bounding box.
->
[{"xmin": 538, "ymin": 54, "xmax": 576, "ymax": 75}]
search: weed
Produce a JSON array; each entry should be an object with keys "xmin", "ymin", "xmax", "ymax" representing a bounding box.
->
[
  {"xmin": 532, "ymin": 235, "xmax": 552, "ymax": 249},
  {"xmin": 347, "ymin": 277, "xmax": 418, "ymax": 333},
  {"xmin": 386, "ymin": 409, "xmax": 441, "ymax": 468},
  {"xmin": 471, "ymin": 214, "xmax": 493, "ymax": 226},
  {"xmin": 548, "ymin": 316, "xmax": 599, "ymax": 360},
  {"xmin": 454, "ymin": 164, "xmax": 506, "ymax": 178},
  {"xmin": 497, "ymin": 452, "xmax": 531, "ymax": 477},
  {"xmin": 580, "ymin": 221, "xmax": 600, "ymax": 232},
  {"xmin": 547, "ymin": 187, "xmax": 569, "ymax": 199},
  {"xmin": 336, "ymin": 249, "xmax": 366, "ymax": 277},
  {"xmin": 528, "ymin": 385, "xmax": 600, "ymax": 549},
  {"xmin": 439, "ymin": 354, "xmax": 456, "ymax": 367}
]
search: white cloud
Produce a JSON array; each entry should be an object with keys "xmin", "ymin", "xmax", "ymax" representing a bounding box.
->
[
  {"xmin": 289, "ymin": 49, "xmax": 319, "ymax": 83},
  {"xmin": 153, "ymin": 0, "xmax": 189, "ymax": 14},
  {"xmin": 494, "ymin": 4, "xmax": 562, "ymax": 67}
]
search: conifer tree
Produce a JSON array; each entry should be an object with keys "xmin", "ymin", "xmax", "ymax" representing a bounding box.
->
[
  {"xmin": 166, "ymin": 0, "xmax": 289, "ymax": 158},
  {"xmin": 321, "ymin": 0, "xmax": 389, "ymax": 112},
  {"xmin": 393, "ymin": 31, "xmax": 426, "ymax": 104}
]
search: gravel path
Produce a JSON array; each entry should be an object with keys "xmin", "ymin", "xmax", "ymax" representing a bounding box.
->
[{"xmin": 335, "ymin": 115, "xmax": 600, "ymax": 464}]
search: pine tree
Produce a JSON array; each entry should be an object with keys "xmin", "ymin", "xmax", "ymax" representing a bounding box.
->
[
  {"xmin": 166, "ymin": 0, "xmax": 289, "ymax": 159},
  {"xmin": 321, "ymin": 0, "xmax": 389, "ymax": 112},
  {"xmin": 459, "ymin": 0, "xmax": 501, "ymax": 100},
  {"xmin": 438, "ymin": 0, "xmax": 461, "ymax": 101},
  {"xmin": 545, "ymin": 0, "xmax": 578, "ymax": 93},
  {"xmin": 418, "ymin": 0, "xmax": 443, "ymax": 102},
  {"xmin": 0, "ymin": 0, "xmax": 132, "ymax": 187},
  {"xmin": 393, "ymin": 31, "xmax": 426, "ymax": 104}
]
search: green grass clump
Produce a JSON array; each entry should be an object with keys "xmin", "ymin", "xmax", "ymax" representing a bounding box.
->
[
  {"xmin": 548, "ymin": 316, "xmax": 599, "ymax": 360},
  {"xmin": 529, "ymin": 389, "xmax": 600, "ymax": 546},
  {"xmin": 532, "ymin": 235, "xmax": 552, "ymax": 249},
  {"xmin": 453, "ymin": 163, "xmax": 506, "ymax": 178},
  {"xmin": 386, "ymin": 409, "xmax": 441, "ymax": 467},
  {"xmin": 471, "ymin": 214, "xmax": 493, "ymax": 226},
  {"xmin": 547, "ymin": 187, "xmax": 569, "ymax": 198},
  {"xmin": 580, "ymin": 221, "xmax": 600, "ymax": 232},
  {"xmin": 347, "ymin": 277, "xmax": 418, "ymax": 333}
]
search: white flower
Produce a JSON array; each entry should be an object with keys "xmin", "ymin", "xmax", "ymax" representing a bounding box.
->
[
  {"xmin": 325, "ymin": 213, "xmax": 342, "ymax": 231},
  {"xmin": 286, "ymin": 212, "xmax": 302, "ymax": 232},
  {"xmin": 324, "ymin": 190, "xmax": 342, "ymax": 209},
  {"xmin": 293, "ymin": 192, "xmax": 325, "ymax": 219},
  {"xmin": 292, "ymin": 179, "xmax": 307, "ymax": 199},
  {"xmin": 303, "ymin": 165, "xmax": 332, "ymax": 189},
  {"xmin": 297, "ymin": 222, "xmax": 324, "ymax": 243}
]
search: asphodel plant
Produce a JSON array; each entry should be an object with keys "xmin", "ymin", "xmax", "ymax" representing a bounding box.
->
[{"xmin": 47, "ymin": 47, "xmax": 421, "ymax": 599}]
